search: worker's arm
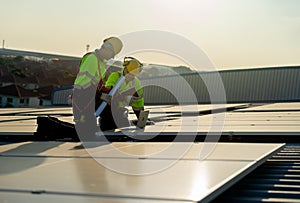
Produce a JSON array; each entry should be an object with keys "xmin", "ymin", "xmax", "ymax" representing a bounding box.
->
[{"xmin": 102, "ymin": 72, "xmax": 119, "ymax": 105}]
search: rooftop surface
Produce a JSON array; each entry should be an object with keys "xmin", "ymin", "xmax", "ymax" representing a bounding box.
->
[{"xmin": 0, "ymin": 102, "xmax": 300, "ymax": 202}]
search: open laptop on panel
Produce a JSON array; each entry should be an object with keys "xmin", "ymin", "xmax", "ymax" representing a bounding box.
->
[{"xmin": 136, "ymin": 110, "xmax": 150, "ymax": 128}]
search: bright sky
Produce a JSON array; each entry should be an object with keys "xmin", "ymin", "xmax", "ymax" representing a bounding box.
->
[{"xmin": 0, "ymin": 0, "xmax": 299, "ymax": 69}]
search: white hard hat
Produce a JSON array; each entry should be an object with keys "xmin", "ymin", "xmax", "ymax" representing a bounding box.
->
[{"xmin": 103, "ymin": 37, "xmax": 123, "ymax": 55}]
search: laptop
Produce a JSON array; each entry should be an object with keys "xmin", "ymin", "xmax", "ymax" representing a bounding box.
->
[{"xmin": 136, "ymin": 110, "xmax": 150, "ymax": 128}]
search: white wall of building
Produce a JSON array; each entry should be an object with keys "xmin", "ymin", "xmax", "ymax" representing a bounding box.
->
[{"xmin": 0, "ymin": 95, "xmax": 50, "ymax": 107}]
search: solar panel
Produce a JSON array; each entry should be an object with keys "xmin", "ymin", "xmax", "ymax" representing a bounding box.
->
[
  {"xmin": 235, "ymin": 102, "xmax": 300, "ymax": 112},
  {"xmin": 0, "ymin": 142, "xmax": 284, "ymax": 202},
  {"xmin": 0, "ymin": 192, "xmax": 192, "ymax": 203}
]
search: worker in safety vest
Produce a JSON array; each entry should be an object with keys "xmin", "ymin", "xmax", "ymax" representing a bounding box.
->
[
  {"xmin": 72, "ymin": 36, "xmax": 123, "ymax": 139},
  {"xmin": 99, "ymin": 57, "xmax": 144, "ymax": 131}
]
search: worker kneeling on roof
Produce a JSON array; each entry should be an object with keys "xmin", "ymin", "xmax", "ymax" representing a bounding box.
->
[{"xmin": 99, "ymin": 57, "xmax": 144, "ymax": 131}]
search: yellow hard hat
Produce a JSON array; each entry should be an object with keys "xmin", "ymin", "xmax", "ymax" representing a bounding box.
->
[
  {"xmin": 103, "ymin": 37, "xmax": 123, "ymax": 55},
  {"xmin": 123, "ymin": 57, "xmax": 143, "ymax": 76}
]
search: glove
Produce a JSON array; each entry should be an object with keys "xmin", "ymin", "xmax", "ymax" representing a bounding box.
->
[
  {"xmin": 100, "ymin": 93, "xmax": 112, "ymax": 105},
  {"xmin": 129, "ymin": 96, "xmax": 142, "ymax": 105}
]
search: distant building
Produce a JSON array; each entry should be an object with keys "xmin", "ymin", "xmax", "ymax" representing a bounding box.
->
[
  {"xmin": 0, "ymin": 50, "xmax": 80, "ymax": 107},
  {"xmin": 0, "ymin": 84, "xmax": 53, "ymax": 107}
]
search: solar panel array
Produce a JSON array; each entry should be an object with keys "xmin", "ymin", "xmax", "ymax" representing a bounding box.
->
[{"xmin": 1, "ymin": 102, "xmax": 300, "ymax": 202}]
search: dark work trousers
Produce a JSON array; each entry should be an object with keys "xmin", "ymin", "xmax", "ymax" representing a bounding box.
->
[
  {"xmin": 99, "ymin": 102, "xmax": 130, "ymax": 131},
  {"xmin": 72, "ymin": 85, "xmax": 98, "ymax": 140}
]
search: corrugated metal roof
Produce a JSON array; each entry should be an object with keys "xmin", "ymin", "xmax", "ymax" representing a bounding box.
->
[
  {"xmin": 51, "ymin": 66, "xmax": 300, "ymax": 105},
  {"xmin": 212, "ymin": 144, "xmax": 300, "ymax": 202},
  {"xmin": 140, "ymin": 66, "xmax": 300, "ymax": 104}
]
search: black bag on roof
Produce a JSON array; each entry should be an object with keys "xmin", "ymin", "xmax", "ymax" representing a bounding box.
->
[{"xmin": 35, "ymin": 116, "xmax": 79, "ymax": 141}]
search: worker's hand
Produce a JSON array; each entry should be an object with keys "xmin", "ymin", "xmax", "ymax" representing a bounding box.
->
[
  {"xmin": 129, "ymin": 96, "xmax": 141, "ymax": 105},
  {"xmin": 114, "ymin": 92, "xmax": 125, "ymax": 101},
  {"xmin": 100, "ymin": 93, "xmax": 112, "ymax": 105},
  {"xmin": 119, "ymin": 87, "xmax": 137, "ymax": 96}
]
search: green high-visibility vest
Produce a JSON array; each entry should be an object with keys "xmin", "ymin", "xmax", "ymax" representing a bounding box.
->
[
  {"xmin": 74, "ymin": 53, "xmax": 106, "ymax": 89},
  {"xmin": 105, "ymin": 71, "xmax": 144, "ymax": 110}
]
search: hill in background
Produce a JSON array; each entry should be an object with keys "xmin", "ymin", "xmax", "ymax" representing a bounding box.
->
[
  {"xmin": 0, "ymin": 55, "xmax": 79, "ymax": 87},
  {"xmin": 0, "ymin": 54, "xmax": 195, "ymax": 88}
]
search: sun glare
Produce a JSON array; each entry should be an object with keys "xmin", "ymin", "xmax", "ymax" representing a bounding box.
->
[
  {"xmin": 148, "ymin": 0, "xmax": 223, "ymax": 24},
  {"xmin": 131, "ymin": 51, "xmax": 189, "ymax": 67}
]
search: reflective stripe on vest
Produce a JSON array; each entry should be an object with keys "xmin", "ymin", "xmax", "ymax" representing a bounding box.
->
[{"xmin": 76, "ymin": 71, "xmax": 99, "ymax": 85}]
